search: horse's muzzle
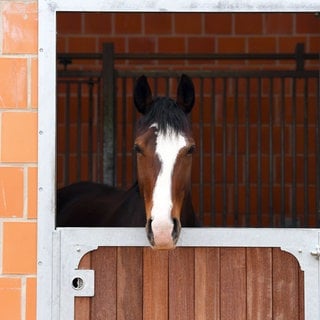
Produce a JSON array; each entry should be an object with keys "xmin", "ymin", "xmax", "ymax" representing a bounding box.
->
[{"xmin": 146, "ymin": 218, "xmax": 181, "ymax": 250}]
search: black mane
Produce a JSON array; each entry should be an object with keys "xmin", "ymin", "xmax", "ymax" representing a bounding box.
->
[{"xmin": 137, "ymin": 97, "xmax": 191, "ymax": 135}]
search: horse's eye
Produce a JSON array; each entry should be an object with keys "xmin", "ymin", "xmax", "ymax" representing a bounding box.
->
[
  {"xmin": 134, "ymin": 144, "xmax": 143, "ymax": 154},
  {"xmin": 187, "ymin": 145, "xmax": 196, "ymax": 155}
]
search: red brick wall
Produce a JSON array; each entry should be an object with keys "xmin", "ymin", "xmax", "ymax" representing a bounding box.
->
[
  {"xmin": 57, "ymin": 13, "xmax": 320, "ymax": 63},
  {"xmin": 57, "ymin": 13, "xmax": 320, "ymax": 227}
]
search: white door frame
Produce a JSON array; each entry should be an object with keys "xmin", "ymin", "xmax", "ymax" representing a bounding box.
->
[
  {"xmin": 52, "ymin": 228, "xmax": 320, "ymax": 320},
  {"xmin": 38, "ymin": 1, "xmax": 320, "ymax": 319}
]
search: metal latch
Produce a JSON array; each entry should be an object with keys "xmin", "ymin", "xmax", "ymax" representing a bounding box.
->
[{"xmin": 70, "ymin": 269, "xmax": 95, "ymax": 297}]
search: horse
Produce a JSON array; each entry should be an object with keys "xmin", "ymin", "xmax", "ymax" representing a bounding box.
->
[{"xmin": 57, "ymin": 74, "xmax": 198, "ymax": 250}]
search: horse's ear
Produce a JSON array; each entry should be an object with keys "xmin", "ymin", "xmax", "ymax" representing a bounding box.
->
[
  {"xmin": 134, "ymin": 75, "xmax": 153, "ymax": 114},
  {"xmin": 176, "ymin": 74, "xmax": 195, "ymax": 114}
]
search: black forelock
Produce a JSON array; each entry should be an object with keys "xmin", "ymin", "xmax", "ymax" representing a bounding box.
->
[{"xmin": 136, "ymin": 97, "xmax": 191, "ymax": 135}]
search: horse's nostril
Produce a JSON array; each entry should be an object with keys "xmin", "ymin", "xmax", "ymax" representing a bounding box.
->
[
  {"xmin": 146, "ymin": 219, "xmax": 155, "ymax": 246},
  {"xmin": 172, "ymin": 218, "xmax": 181, "ymax": 243},
  {"xmin": 147, "ymin": 217, "xmax": 181, "ymax": 249}
]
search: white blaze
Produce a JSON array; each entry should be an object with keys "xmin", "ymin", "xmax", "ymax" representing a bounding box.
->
[{"xmin": 151, "ymin": 126, "xmax": 186, "ymax": 247}]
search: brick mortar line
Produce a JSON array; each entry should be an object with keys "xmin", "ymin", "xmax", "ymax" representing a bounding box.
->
[
  {"xmin": 0, "ymin": 109, "xmax": 38, "ymax": 113},
  {"xmin": 81, "ymin": 13, "xmax": 85, "ymax": 34},
  {"xmin": 0, "ymin": 112, "xmax": 2, "ymax": 161},
  {"xmin": 0, "ymin": 218, "xmax": 37, "ymax": 224},
  {"xmin": 2, "ymin": 0, "xmax": 37, "ymax": 3},
  {"xmin": 27, "ymin": 58, "xmax": 32, "ymax": 109},
  {"xmin": 0, "ymin": 163, "xmax": 37, "ymax": 167},
  {"xmin": 0, "ymin": 54, "xmax": 37, "ymax": 59},
  {"xmin": 141, "ymin": 12, "xmax": 145, "ymax": 35},
  {"xmin": 0, "ymin": 274, "xmax": 22, "ymax": 278},
  {"xmin": 21, "ymin": 276, "xmax": 27, "ymax": 320},
  {"xmin": 23, "ymin": 166, "xmax": 28, "ymax": 219},
  {"xmin": 0, "ymin": 221, "xmax": 3, "ymax": 274},
  {"xmin": 0, "ymin": 2, "xmax": 3, "ymax": 56}
]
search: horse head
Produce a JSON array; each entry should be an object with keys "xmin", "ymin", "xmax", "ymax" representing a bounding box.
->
[{"xmin": 133, "ymin": 74, "xmax": 196, "ymax": 250}]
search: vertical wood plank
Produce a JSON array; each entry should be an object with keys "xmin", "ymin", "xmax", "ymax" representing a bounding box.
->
[
  {"xmin": 90, "ymin": 247, "xmax": 117, "ymax": 320},
  {"xmin": 143, "ymin": 248, "xmax": 169, "ymax": 320},
  {"xmin": 220, "ymin": 248, "xmax": 246, "ymax": 320},
  {"xmin": 195, "ymin": 248, "xmax": 220, "ymax": 320},
  {"xmin": 272, "ymin": 248, "xmax": 300, "ymax": 320},
  {"xmin": 169, "ymin": 248, "xmax": 195, "ymax": 320},
  {"xmin": 299, "ymin": 268, "xmax": 305, "ymax": 320},
  {"xmin": 246, "ymin": 248, "xmax": 272, "ymax": 320},
  {"xmin": 76, "ymin": 246, "xmax": 306, "ymax": 320},
  {"xmin": 75, "ymin": 252, "xmax": 92, "ymax": 320},
  {"xmin": 117, "ymin": 247, "xmax": 143, "ymax": 320}
]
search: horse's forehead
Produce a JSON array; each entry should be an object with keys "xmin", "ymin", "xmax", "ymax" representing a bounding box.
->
[
  {"xmin": 155, "ymin": 128, "xmax": 188, "ymax": 158},
  {"xmin": 136, "ymin": 123, "xmax": 193, "ymax": 150}
]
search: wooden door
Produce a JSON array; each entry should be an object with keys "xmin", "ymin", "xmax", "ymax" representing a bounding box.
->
[{"xmin": 75, "ymin": 247, "xmax": 304, "ymax": 320}]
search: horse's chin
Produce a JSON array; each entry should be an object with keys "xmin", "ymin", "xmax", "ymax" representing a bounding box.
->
[
  {"xmin": 151, "ymin": 243, "xmax": 177, "ymax": 250},
  {"xmin": 151, "ymin": 233, "xmax": 178, "ymax": 250}
]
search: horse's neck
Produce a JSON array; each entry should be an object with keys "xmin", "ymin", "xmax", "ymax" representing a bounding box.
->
[
  {"xmin": 107, "ymin": 182, "xmax": 146, "ymax": 227},
  {"xmin": 181, "ymin": 192, "xmax": 200, "ymax": 227},
  {"xmin": 109, "ymin": 182, "xmax": 199, "ymax": 227}
]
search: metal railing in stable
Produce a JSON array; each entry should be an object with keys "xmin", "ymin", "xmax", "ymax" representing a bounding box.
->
[{"xmin": 57, "ymin": 43, "xmax": 320, "ymax": 227}]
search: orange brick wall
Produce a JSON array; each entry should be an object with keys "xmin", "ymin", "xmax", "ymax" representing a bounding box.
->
[{"xmin": 0, "ymin": 2, "xmax": 38, "ymax": 320}]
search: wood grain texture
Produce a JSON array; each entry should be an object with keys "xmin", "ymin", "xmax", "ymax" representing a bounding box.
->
[
  {"xmin": 195, "ymin": 248, "xmax": 220, "ymax": 320},
  {"xmin": 73, "ymin": 246, "xmax": 305, "ymax": 320},
  {"xmin": 117, "ymin": 247, "xmax": 143, "ymax": 320},
  {"xmin": 299, "ymin": 268, "xmax": 305, "ymax": 320},
  {"xmin": 169, "ymin": 248, "xmax": 195, "ymax": 320},
  {"xmin": 91, "ymin": 247, "xmax": 117, "ymax": 320},
  {"xmin": 143, "ymin": 248, "xmax": 169, "ymax": 320},
  {"xmin": 220, "ymin": 248, "xmax": 247, "ymax": 320},
  {"xmin": 75, "ymin": 252, "xmax": 92, "ymax": 320},
  {"xmin": 272, "ymin": 248, "xmax": 301, "ymax": 320},
  {"xmin": 246, "ymin": 248, "xmax": 272, "ymax": 320}
]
